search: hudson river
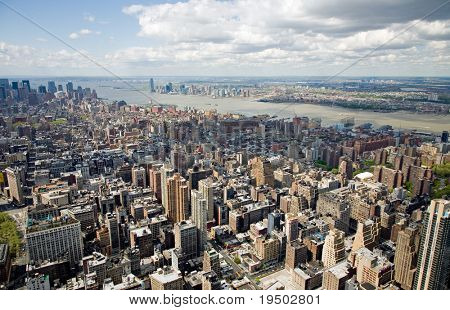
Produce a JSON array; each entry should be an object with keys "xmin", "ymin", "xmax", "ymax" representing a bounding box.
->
[{"xmin": 54, "ymin": 79, "xmax": 450, "ymax": 133}]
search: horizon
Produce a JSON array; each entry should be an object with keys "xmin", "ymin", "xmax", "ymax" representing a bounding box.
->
[{"xmin": 1, "ymin": 0, "xmax": 449, "ymax": 77}]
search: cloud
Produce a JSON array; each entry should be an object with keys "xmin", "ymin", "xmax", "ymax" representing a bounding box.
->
[
  {"xmin": 117, "ymin": 0, "xmax": 450, "ymax": 74},
  {"xmin": 69, "ymin": 28, "xmax": 101, "ymax": 39},
  {"xmin": 0, "ymin": 41, "xmax": 93, "ymax": 69},
  {"xmin": 84, "ymin": 13, "xmax": 95, "ymax": 22}
]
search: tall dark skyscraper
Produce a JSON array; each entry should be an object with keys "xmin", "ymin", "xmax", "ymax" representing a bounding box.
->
[
  {"xmin": 149, "ymin": 78, "xmax": 155, "ymax": 93},
  {"xmin": 0, "ymin": 79, "xmax": 8, "ymax": 99},
  {"xmin": 38, "ymin": 85, "xmax": 47, "ymax": 94},
  {"xmin": 66, "ymin": 81, "xmax": 74, "ymax": 93},
  {"xmin": 268, "ymin": 210, "xmax": 282, "ymax": 234},
  {"xmin": 21, "ymin": 80, "xmax": 30, "ymax": 92},
  {"xmin": 442, "ymin": 131, "xmax": 449, "ymax": 143},
  {"xmin": 47, "ymin": 81, "xmax": 57, "ymax": 93}
]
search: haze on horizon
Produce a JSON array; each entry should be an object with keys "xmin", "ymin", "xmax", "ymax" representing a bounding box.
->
[{"xmin": 1, "ymin": 0, "xmax": 449, "ymax": 77}]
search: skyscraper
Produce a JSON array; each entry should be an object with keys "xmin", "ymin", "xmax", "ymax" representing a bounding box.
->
[
  {"xmin": 322, "ymin": 229, "xmax": 346, "ymax": 268},
  {"xmin": 191, "ymin": 189, "xmax": 207, "ymax": 252},
  {"xmin": 47, "ymin": 81, "xmax": 57, "ymax": 93},
  {"xmin": 198, "ymin": 178, "xmax": 214, "ymax": 222},
  {"xmin": 160, "ymin": 163, "xmax": 174, "ymax": 212},
  {"xmin": 268, "ymin": 210, "xmax": 282, "ymax": 234},
  {"xmin": 106, "ymin": 213, "xmax": 120, "ymax": 255},
  {"xmin": 414, "ymin": 199, "xmax": 450, "ymax": 290},
  {"xmin": 442, "ymin": 131, "xmax": 449, "ymax": 143},
  {"xmin": 394, "ymin": 225, "xmax": 420, "ymax": 290},
  {"xmin": 351, "ymin": 218, "xmax": 381, "ymax": 253},
  {"xmin": 149, "ymin": 78, "xmax": 155, "ymax": 92},
  {"xmin": 166, "ymin": 173, "xmax": 189, "ymax": 223},
  {"xmin": 174, "ymin": 220, "xmax": 197, "ymax": 259},
  {"xmin": 285, "ymin": 239, "xmax": 307, "ymax": 271},
  {"xmin": 0, "ymin": 79, "xmax": 8, "ymax": 100},
  {"xmin": 131, "ymin": 166, "xmax": 147, "ymax": 188},
  {"xmin": 203, "ymin": 249, "xmax": 220, "ymax": 277},
  {"xmin": 66, "ymin": 81, "xmax": 73, "ymax": 93},
  {"xmin": 5, "ymin": 167, "xmax": 24, "ymax": 205},
  {"xmin": 285, "ymin": 214, "xmax": 299, "ymax": 243},
  {"xmin": 26, "ymin": 216, "xmax": 83, "ymax": 265},
  {"xmin": 21, "ymin": 80, "xmax": 30, "ymax": 92}
]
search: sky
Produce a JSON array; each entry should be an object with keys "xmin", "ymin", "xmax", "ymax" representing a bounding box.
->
[{"xmin": 0, "ymin": 0, "xmax": 449, "ymax": 77}]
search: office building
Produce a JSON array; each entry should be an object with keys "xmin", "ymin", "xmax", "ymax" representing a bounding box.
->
[
  {"xmin": 160, "ymin": 163, "xmax": 175, "ymax": 212},
  {"xmin": 26, "ymin": 217, "xmax": 83, "ymax": 265},
  {"xmin": 106, "ymin": 213, "xmax": 120, "ymax": 255},
  {"xmin": 174, "ymin": 220, "xmax": 197, "ymax": 259},
  {"xmin": 414, "ymin": 199, "xmax": 450, "ymax": 290},
  {"xmin": 394, "ymin": 225, "xmax": 420, "ymax": 290},
  {"xmin": 203, "ymin": 249, "xmax": 220, "ymax": 277},
  {"xmin": 150, "ymin": 266, "xmax": 183, "ymax": 290},
  {"xmin": 322, "ymin": 229, "xmax": 346, "ymax": 268},
  {"xmin": 285, "ymin": 214, "xmax": 299, "ymax": 243},
  {"xmin": 166, "ymin": 173, "xmax": 189, "ymax": 223},
  {"xmin": 131, "ymin": 166, "xmax": 147, "ymax": 188},
  {"xmin": 285, "ymin": 240, "xmax": 308, "ymax": 271},
  {"xmin": 191, "ymin": 190, "xmax": 207, "ymax": 252},
  {"xmin": 5, "ymin": 167, "xmax": 24, "ymax": 205},
  {"xmin": 198, "ymin": 178, "xmax": 214, "ymax": 222},
  {"xmin": 352, "ymin": 218, "xmax": 381, "ymax": 253},
  {"xmin": 149, "ymin": 78, "xmax": 155, "ymax": 93}
]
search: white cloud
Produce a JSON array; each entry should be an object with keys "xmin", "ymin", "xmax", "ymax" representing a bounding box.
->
[
  {"xmin": 0, "ymin": 41, "xmax": 92, "ymax": 69},
  {"xmin": 84, "ymin": 13, "xmax": 96, "ymax": 22},
  {"xmin": 118, "ymin": 0, "xmax": 450, "ymax": 74},
  {"xmin": 69, "ymin": 28, "xmax": 101, "ymax": 39}
]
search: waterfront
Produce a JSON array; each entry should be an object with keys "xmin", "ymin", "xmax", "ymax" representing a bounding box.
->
[
  {"xmin": 91, "ymin": 82, "xmax": 449, "ymax": 132},
  {"xmin": 29, "ymin": 79, "xmax": 450, "ymax": 132}
]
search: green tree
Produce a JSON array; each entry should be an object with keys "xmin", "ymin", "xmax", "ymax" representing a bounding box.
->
[{"xmin": 0, "ymin": 212, "xmax": 21, "ymax": 257}]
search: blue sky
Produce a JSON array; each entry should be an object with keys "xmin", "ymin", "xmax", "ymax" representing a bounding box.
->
[{"xmin": 1, "ymin": 0, "xmax": 449, "ymax": 76}]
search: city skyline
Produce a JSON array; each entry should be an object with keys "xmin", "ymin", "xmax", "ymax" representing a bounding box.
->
[{"xmin": 1, "ymin": 0, "xmax": 450, "ymax": 77}]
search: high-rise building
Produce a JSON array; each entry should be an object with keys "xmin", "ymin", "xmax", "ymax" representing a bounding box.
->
[
  {"xmin": 0, "ymin": 79, "xmax": 8, "ymax": 99},
  {"xmin": 285, "ymin": 239, "xmax": 308, "ymax": 271},
  {"xmin": 106, "ymin": 213, "xmax": 120, "ymax": 255},
  {"xmin": 414, "ymin": 199, "xmax": 450, "ymax": 290},
  {"xmin": 47, "ymin": 81, "xmax": 57, "ymax": 93},
  {"xmin": 187, "ymin": 167, "xmax": 212, "ymax": 190},
  {"xmin": 351, "ymin": 218, "xmax": 381, "ymax": 253},
  {"xmin": 26, "ymin": 216, "xmax": 83, "ymax": 265},
  {"xmin": 198, "ymin": 178, "xmax": 214, "ymax": 222},
  {"xmin": 130, "ymin": 227, "xmax": 154, "ymax": 258},
  {"xmin": 268, "ymin": 210, "xmax": 282, "ymax": 234},
  {"xmin": 322, "ymin": 229, "xmax": 346, "ymax": 268},
  {"xmin": 203, "ymin": 249, "xmax": 220, "ymax": 277},
  {"xmin": 149, "ymin": 78, "xmax": 155, "ymax": 93},
  {"xmin": 66, "ymin": 81, "xmax": 73, "ymax": 93},
  {"xmin": 174, "ymin": 220, "xmax": 197, "ymax": 259},
  {"xmin": 285, "ymin": 214, "xmax": 299, "ymax": 243},
  {"xmin": 394, "ymin": 225, "xmax": 420, "ymax": 290},
  {"xmin": 131, "ymin": 166, "xmax": 147, "ymax": 188},
  {"xmin": 255, "ymin": 236, "xmax": 280, "ymax": 264},
  {"xmin": 166, "ymin": 173, "xmax": 189, "ymax": 223},
  {"xmin": 442, "ymin": 131, "xmax": 449, "ymax": 143},
  {"xmin": 160, "ymin": 163, "xmax": 174, "ymax": 212},
  {"xmin": 22, "ymin": 80, "xmax": 30, "ymax": 92},
  {"xmin": 191, "ymin": 190, "xmax": 207, "ymax": 252},
  {"xmin": 250, "ymin": 157, "xmax": 274, "ymax": 187},
  {"xmin": 5, "ymin": 167, "xmax": 24, "ymax": 205}
]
